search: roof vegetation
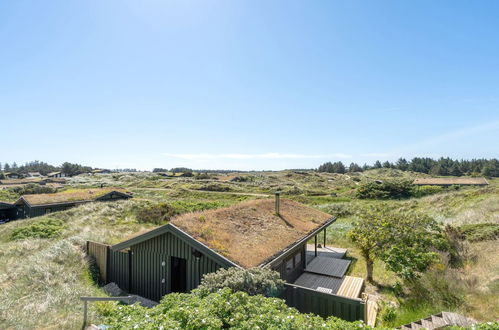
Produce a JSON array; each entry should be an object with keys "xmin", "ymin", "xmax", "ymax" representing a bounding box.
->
[
  {"xmin": 20, "ymin": 188, "xmax": 129, "ymax": 206},
  {"xmin": 170, "ymin": 198, "xmax": 332, "ymax": 268}
]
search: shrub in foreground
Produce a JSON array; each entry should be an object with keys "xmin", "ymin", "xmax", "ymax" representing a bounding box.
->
[
  {"xmin": 197, "ymin": 267, "xmax": 285, "ymax": 297},
  {"xmin": 98, "ymin": 288, "xmax": 374, "ymax": 329}
]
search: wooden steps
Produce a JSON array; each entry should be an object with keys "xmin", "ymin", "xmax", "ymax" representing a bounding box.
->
[
  {"xmin": 336, "ymin": 276, "xmax": 364, "ymax": 299},
  {"xmin": 399, "ymin": 311, "xmax": 477, "ymax": 329},
  {"xmin": 366, "ymin": 297, "xmax": 379, "ymax": 327}
]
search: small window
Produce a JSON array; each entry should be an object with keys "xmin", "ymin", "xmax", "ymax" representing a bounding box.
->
[
  {"xmin": 45, "ymin": 208, "xmax": 52, "ymax": 214},
  {"xmin": 286, "ymin": 258, "xmax": 293, "ymax": 271}
]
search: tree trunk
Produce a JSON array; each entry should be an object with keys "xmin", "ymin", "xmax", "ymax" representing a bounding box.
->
[{"xmin": 365, "ymin": 256, "xmax": 374, "ymax": 282}]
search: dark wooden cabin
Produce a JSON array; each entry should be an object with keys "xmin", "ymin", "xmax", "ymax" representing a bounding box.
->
[
  {"xmin": 0, "ymin": 202, "xmax": 16, "ymax": 221},
  {"xmin": 14, "ymin": 188, "xmax": 132, "ymax": 219},
  {"xmin": 104, "ymin": 198, "xmax": 336, "ymax": 301}
]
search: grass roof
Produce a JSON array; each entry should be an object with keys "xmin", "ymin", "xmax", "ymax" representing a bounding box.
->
[
  {"xmin": 170, "ymin": 198, "xmax": 333, "ymax": 268},
  {"xmin": 413, "ymin": 177, "xmax": 489, "ymax": 185},
  {"xmin": 21, "ymin": 188, "xmax": 129, "ymax": 206}
]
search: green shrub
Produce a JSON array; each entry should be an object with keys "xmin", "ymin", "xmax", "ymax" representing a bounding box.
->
[
  {"xmin": 98, "ymin": 288, "xmax": 373, "ymax": 329},
  {"xmin": 10, "ymin": 218, "xmax": 65, "ymax": 240},
  {"xmin": 356, "ymin": 180, "xmax": 413, "ymax": 199},
  {"xmin": 197, "ymin": 267, "xmax": 285, "ymax": 297},
  {"xmin": 457, "ymin": 223, "xmax": 499, "ymax": 242},
  {"xmin": 133, "ymin": 202, "xmax": 176, "ymax": 225},
  {"xmin": 381, "ymin": 305, "xmax": 397, "ymax": 323},
  {"xmin": 412, "ymin": 185, "xmax": 444, "ymax": 198},
  {"xmin": 9, "ymin": 183, "xmax": 58, "ymax": 195}
]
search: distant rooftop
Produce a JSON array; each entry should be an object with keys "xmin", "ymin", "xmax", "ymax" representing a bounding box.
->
[
  {"xmin": 18, "ymin": 188, "xmax": 130, "ymax": 206},
  {"xmin": 412, "ymin": 177, "xmax": 489, "ymax": 186}
]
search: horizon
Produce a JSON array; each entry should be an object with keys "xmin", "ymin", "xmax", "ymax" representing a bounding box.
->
[{"xmin": 1, "ymin": 1, "xmax": 499, "ymax": 170}]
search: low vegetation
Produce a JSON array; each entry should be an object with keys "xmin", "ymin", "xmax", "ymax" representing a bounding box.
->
[
  {"xmin": 97, "ymin": 287, "xmax": 374, "ymax": 329},
  {"xmin": 0, "ymin": 169, "xmax": 497, "ymax": 329},
  {"xmin": 197, "ymin": 267, "xmax": 285, "ymax": 297},
  {"xmin": 10, "ymin": 218, "xmax": 65, "ymax": 240}
]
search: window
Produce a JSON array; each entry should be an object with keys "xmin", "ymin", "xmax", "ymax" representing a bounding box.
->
[
  {"xmin": 286, "ymin": 258, "xmax": 293, "ymax": 271},
  {"xmin": 45, "ymin": 208, "xmax": 52, "ymax": 214}
]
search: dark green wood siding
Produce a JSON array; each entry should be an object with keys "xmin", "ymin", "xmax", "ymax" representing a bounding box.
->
[
  {"xmin": 282, "ymin": 283, "xmax": 365, "ymax": 322},
  {"xmin": 130, "ymin": 232, "xmax": 225, "ymax": 301}
]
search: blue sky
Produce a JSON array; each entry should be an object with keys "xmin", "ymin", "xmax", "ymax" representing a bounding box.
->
[{"xmin": 1, "ymin": 1, "xmax": 498, "ymax": 170}]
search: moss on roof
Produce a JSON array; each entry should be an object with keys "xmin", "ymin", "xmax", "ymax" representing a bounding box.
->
[
  {"xmin": 170, "ymin": 198, "xmax": 333, "ymax": 268},
  {"xmin": 21, "ymin": 188, "xmax": 129, "ymax": 206}
]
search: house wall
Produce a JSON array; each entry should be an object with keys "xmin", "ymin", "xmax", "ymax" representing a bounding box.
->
[
  {"xmin": 129, "ymin": 232, "xmax": 226, "ymax": 301},
  {"xmin": 269, "ymin": 243, "xmax": 306, "ymax": 283}
]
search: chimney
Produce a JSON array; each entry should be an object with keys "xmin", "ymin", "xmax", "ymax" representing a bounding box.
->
[{"xmin": 275, "ymin": 191, "xmax": 281, "ymax": 215}]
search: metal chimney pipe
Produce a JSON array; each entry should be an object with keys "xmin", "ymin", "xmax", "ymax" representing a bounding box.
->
[{"xmin": 275, "ymin": 191, "xmax": 281, "ymax": 215}]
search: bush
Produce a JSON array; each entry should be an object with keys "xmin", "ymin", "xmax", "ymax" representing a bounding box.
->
[
  {"xmin": 134, "ymin": 202, "xmax": 177, "ymax": 225},
  {"xmin": 98, "ymin": 288, "xmax": 372, "ymax": 329},
  {"xmin": 412, "ymin": 185, "xmax": 444, "ymax": 198},
  {"xmin": 9, "ymin": 183, "xmax": 58, "ymax": 196},
  {"xmin": 356, "ymin": 180, "xmax": 413, "ymax": 199},
  {"xmin": 457, "ymin": 223, "xmax": 499, "ymax": 242},
  {"xmin": 10, "ymin": 218, "xmax": 65, "ymax": 240},
  {"xmin": 197, "ymin": 267, "xmax": 285, "ymax": 297}
]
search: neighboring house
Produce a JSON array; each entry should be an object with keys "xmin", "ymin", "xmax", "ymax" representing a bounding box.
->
[
  {"xmin": 88, "ymin": 195, "xmax": 375, "ymax": 324},
  {"xmin": 13, "ymin": 188, "xmax": 132, "ymax": 219},
  {"xmin": 0, "ymin": 202, "xmax": 16, "ymax": 221},
  {"xmin": 47, "ymin": 171, "xmax": 67, "ymax": 178},
  {"xmin": 92, "ymin": 169, "xmax": 112, "ymax": 174},
  {"xmin": 27, "ymin": 172, "xmax": 43, "ymax": 178},
  {"xmin": 412, "ymin": 177, "xmax": 489, "ymax": 186},
  {"xmin": 4, "ymin": 172, "xmax": 22, "ymax": 179}
]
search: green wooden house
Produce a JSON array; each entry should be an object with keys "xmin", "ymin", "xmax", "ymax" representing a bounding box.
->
[
  {"xmin": 14, "ymin": 188, "xmax": 132, "ymax": 219},
  {"xmin": 89, "ymin": 196, "xmax": 375, "ymax": 323}
]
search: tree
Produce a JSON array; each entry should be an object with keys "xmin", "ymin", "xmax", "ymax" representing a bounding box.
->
[
  {"xmin": 373, "ymin": 160, "xmax": 382, "ymax": 169},
  {"xmin": 4, "ymin": 163, "xmax": 10, "ymax": 171},
  {"xmin": 348, "ymin": 205, "xmax": 446, "ymax": 282},
  {"xmin": 348, "ymin": 163, "xmax": 363, "ymax": 173},
  {"xmin": 0, "ymin": 162, "xmax": 2, "ymax": 171},
  {"xmin": 382, "ymin": 161, "xmax": 392, "ymax": 168},
  {"xmin": 396, "ymin": 158, "xmax": 409, "ymax": 171},
  {"xmin": 317, "ymin": 161, "xmax": 346, "ymax": 174}
]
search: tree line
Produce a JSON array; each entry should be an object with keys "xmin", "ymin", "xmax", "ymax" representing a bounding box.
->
[
  {"xmin": 0, "ymin": 160, "xmax": 93, "ymax": 177},
  {"xmin": 318, "ymin": 157, "xmax": 499, "ymax": 177}
]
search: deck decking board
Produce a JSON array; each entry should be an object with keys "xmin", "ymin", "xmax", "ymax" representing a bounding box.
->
[
  {"xmin": 336, "ymin": 276, "xmax": 364, "ymax": 299},
  {"xmin": 305, "ymin": 256, "xmax": 351, "ymax": 278}
]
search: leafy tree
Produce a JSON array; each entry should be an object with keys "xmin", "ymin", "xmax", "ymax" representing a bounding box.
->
[
  {"xmin": 317, "ymin": 161, "xmax": 346, "ymax": 174},
  {"xmin": 382, "ymin": 161, "xmax": 392, "ymax": 168},
  {"xmin": 4, "ymin": 163, "xmax": 10, "ymax": 171},
  {"xmin": 197, "ymin": 267, "xmax": 285, "ymax": 297},
  {"xmin": 373, "ymin": 160, "xmax": 382, "ymax": 169},
  {"xmin": 348, "ymin": 205, "xmax": 446, "ymax": 282}
]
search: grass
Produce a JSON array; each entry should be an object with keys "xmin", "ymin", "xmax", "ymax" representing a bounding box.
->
[{"xmin": 0, "ymin": 170, "xmax": 497, "ymax": 328}]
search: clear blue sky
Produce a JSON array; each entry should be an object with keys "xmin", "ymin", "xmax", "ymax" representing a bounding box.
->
[{"xmin": 1, "ymin": 1, "xmax": 498, "ymax": 170}]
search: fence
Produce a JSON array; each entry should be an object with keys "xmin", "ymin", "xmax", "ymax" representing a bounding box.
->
[
  {"xmin": 281, "ymin": 283, "xmax": 366, "ymax": 322},
  {"xmin": 86, "ymin": 241, "xmax": 109, "ymax": 283}
]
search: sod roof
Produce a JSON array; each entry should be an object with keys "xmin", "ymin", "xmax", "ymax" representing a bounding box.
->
[
  {"xmin": 20, "ymin": 188, "xmax": 130, "ymax": 206},
  {"xmin": 170, "ymin": 198, "xmax": 333, "ymax": 268},
  {"xmin": 412, "ymin": 177, "xmax": 489, "ymax": 185}
]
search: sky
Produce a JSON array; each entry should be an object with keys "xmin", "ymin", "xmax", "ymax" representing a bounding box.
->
[{"xmin": 1, "ymin": 0, "xmax": 498, "ymax": 171}]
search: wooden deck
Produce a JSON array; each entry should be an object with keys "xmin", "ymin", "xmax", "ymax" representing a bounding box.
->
[
  {"xmin": 306, "ymin": 244, "xmax": 347, "ymax": 259},
  {"xmin": 294, "ymin": 272, "xmax": 344, "ymax": 294},
  {"xmin": 293, "ymin": 273, "xmax": 364, "ymax": 299},
  {"xmin": 306, "ymin": 256, "xmax": 351, "ymax": 278},
  {"xmin": 336, "ymin": 276, "xmax": 364, "ymax": 299}
]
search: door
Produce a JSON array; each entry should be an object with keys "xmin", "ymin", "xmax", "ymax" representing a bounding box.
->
[{"xmin": 170, "ymin": 256, "xmax": 187, "ymax": 293}]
